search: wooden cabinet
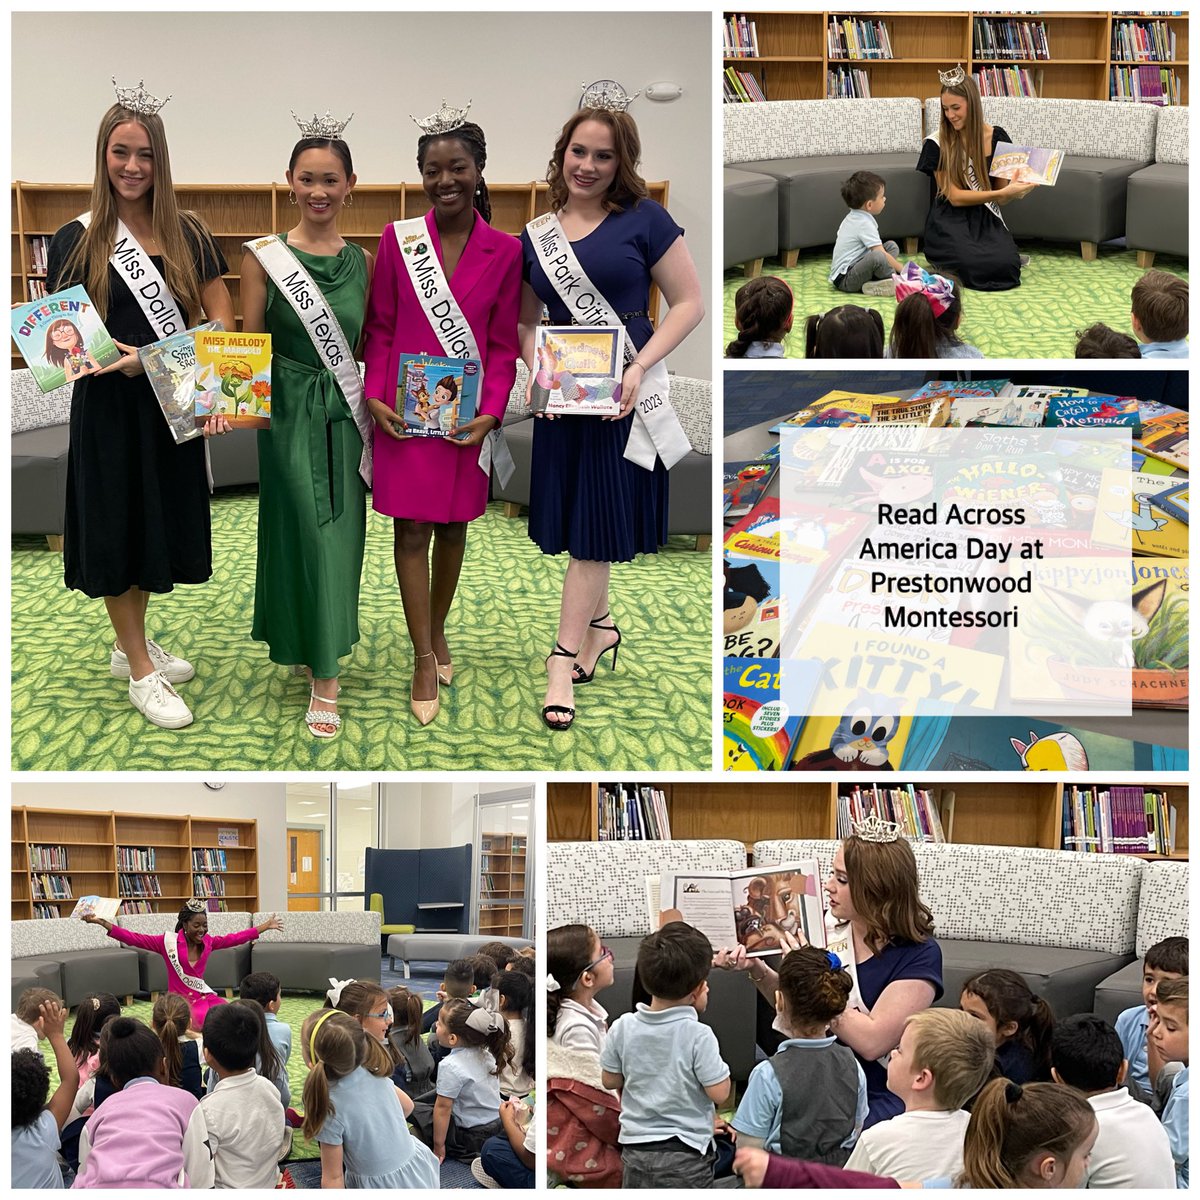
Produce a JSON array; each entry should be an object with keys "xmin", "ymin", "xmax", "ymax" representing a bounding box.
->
[{"xmin": 479, "ymin": 832, "xmax": 527, "ymax": 937}]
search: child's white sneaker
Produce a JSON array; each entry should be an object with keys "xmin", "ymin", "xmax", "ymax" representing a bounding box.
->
[
  {"xmin": 470, "ymin": 1159, "xmax": 501, "ymax": 1188},
  {"xmin": 128, "ymin": 671, "xmax": 194, "ymax": 729},
  {"xmin": 111, "ymin": 639, "xmax": 195, "ymax": 684},
  {"xmin": 861, "ymin": 279, "xmax": 895, "ymax": 297}
]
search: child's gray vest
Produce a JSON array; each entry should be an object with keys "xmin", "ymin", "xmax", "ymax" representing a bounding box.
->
[{"xmin": 768, "ymin": 1041, "xmax": 859, "ymax": 1165}]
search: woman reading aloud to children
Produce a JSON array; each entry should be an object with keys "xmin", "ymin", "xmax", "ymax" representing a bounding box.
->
[{"xmin": 918, "ymin": 65, "xmax": 1036, "ymax": 291}]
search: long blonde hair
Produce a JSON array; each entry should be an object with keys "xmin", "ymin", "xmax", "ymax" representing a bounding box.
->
[
  {"xmin": 56, "ymin": 104, "xmax": 217, "ymax": 321},
  {"xmin": 936, "ymin": 77, "xmax": 990, "ymax": 199}
]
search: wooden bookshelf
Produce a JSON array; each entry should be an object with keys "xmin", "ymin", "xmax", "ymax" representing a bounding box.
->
[
  {"xmin": 479, "ymin": 832, "xmax": 527, "ymax": 937},
  {"xmin": 548, "ymin": 781, "xmax": 1189, "ymax": 861},
  {"xmin": 12, "ymin": 807, "xmax": 259, "ymax": 921},
  {"xmin": 11, "ymin": 178, "xmax": 671, "ymax": 370},
  {"xmin": 723, "ymin": 12, "xmax": 1187, "ymax": 105}
]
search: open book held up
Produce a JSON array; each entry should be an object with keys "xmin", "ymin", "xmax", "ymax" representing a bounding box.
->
[{"xmin": 990, "ymin": 143, "xmax": 1064, "ymax": 187}]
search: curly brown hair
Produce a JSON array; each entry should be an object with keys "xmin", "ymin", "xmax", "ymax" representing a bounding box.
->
[{"xmin": 546, "ymin": 108, "xmax": 649, "ymax": 214}]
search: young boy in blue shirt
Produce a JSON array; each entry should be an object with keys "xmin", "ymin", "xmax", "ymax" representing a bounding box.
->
[
  {"xmin": 600, "ymin": 922, "xmax": 730, "ymax": 1188},
  {"xmin": 1151, "ymin": 977, "xmax": 1189, "ymax": 1186},
  {"xmin": 1131, "ymin": 270, "xmax": 1189, "ymax": 357},
  {"xmin": 830, "ymin": 171, "xmax": 904, "ymax": 297},
  {"xmin": 239, "ymin": 971, "xmax": 291, "ymax": 1107},
  {"xmin": 1113, "ymin": 936, "xmax": 1187, "ymax": 1098}
]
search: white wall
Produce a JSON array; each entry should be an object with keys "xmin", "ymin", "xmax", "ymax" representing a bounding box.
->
[
  {"xmin": 380, "ymin": 782, "xmax": 475, "ymax": 849},
  {"xmin": 11, "ymin": 11, "xmax": 713, "ymax": 380},
  {"xmin": 15, "ymin": 782, "xmax": 289, "ymax": 911}
]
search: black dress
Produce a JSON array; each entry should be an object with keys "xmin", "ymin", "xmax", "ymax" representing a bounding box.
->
[
  {"xmin": 47, "ymin": 220, "xmax": 226, "ymax": 597},
  {"xmin": 917, "ymin": 124, "xmax": 1021, "ymax": 292}
]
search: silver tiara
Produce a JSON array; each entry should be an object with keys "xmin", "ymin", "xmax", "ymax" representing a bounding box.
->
[
  {"xmin": 851, "ymin": 814, "xmax": 903, "ymax": 844},
  {"xmin": 581, "ymin": 80, "xmax": 639, "ymax": 113},
  {"xmin": 113, "ymin": 77, "xmax": 172, "ymax": 117},
  {"xmin": 292, "ymin": 110, "xmax": 354, "ymax": 140},
  {"xmin": 938, "ymin": 64, "xmax": 967, "ymax": 88},
  {"xmin": 185, "ymin": 898, "xmax": 207, "ymax": 913},
  {"xmin": 411, "ymin": 98, "xmax": 472, "ymax": 137}
]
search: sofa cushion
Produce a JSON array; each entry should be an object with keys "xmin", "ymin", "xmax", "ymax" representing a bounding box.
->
[
  {"xmin": 670, "ymin": 375, "xmax": 711, "ymax": 456},
  {"xmin": 11, "ymin": 959, "xmax": 64, "ymax": 1009},
  {"xmin": 1155, "ymin": 104, "xmax": 1189, "ymax": 165},
  {"xmin": 1093, "ymin": 961, "xmax": 1143, "ymax": 1026},
  {"xmin": 11, "ymin": 917, "xmax": 119, "ymax": 958},
  {"xmin": 11, "ymin": 424, "xmax": 71, "ymax": 459},
  {"xmin": 11, "ymin": 368, "xmax": 72, "ymax": 434},
  {"xmin": 725, "ymin": 168, "xmax": 779, "ymax": 269},
  {"xmin": 726, "ymin": 97, "xmax": 924, "ymax": 165},
  {"xmin": 999, "ymin": 156, "xmax": 1145, "ymax": 243},
  {"xmin": 55, "ymin": 948, "xmax": 142, "ymax": 1007},
  {"xmin": 251, "ymin": 910, "xmax": 379, "ymax": 946},
  {"xmin": 251, "ymin": 942, "xmax": 382, "ymax": 991},
  {"xmin": 1135, "ymin": 861, "xmax": 1188, "ymax": 955},
  {"xmin": 547, "ymin": 840, "xmax": 749, "ymax": 939}
]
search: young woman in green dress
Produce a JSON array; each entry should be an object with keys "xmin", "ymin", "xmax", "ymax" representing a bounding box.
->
[{"xmin": 241, "ymin": 131, "xmax": 373, "ymax": 737}]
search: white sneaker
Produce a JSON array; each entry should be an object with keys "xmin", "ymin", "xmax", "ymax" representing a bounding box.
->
[
  {"xmin": 469, "ymin": 1159, "xmax": 501, "ymax": 1189},
  {"xmin": 111, "ymin": 639, "xmax": 195, "ymax": 684},
  {"xmin": 128, "ymin": 671, "xmax": 194, "ymax": 729},
  {"xmin": 861, "ymin": 279, "xmax": 896, "ymax": 297}
]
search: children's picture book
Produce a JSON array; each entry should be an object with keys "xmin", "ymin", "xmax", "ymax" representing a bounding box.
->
[
  {"xmin": 139, "ymin": 322, "xmax": 221, "ymax": 444},
  {"xmin": 1133, "ymin": 406, "xmax": 1188, "ymax": 471},
  {"xmin": 907, "ymin": 379, "xmax": 1008, "ymax": 402},
  {"xmin": 396, "ymin": 354, "xmax": 480, "ymax": 437},
  {"xmin": 724, "ymin": 457, "xmax": 779, "ymax": 518},
  {"xmin": 947, "ymin": 395, "xmax": 1048, "ymax": 428},
  {"xmin": 769, "ymin": 390, "xmax": 883, "ymax": 432},
  {"xmin": 194, "ymin": 330, "xmax": 271, "ymax": 428},
  {"xmin": 870, "ymin": 395, "xmax": 952, "ymax": 426},
  {"xmin": 10, "ymin": 285, "xmax": 121, "ymax": 393},
  {"xmin": 658, "ymin": 862, "xmax": 825, "ymax": 956},
  {"xmin": 724, "ymin": 552, "xmax": 786, "ymax": 659},
  {"xmin": 1046, "ymin": 394, "xmax": 1140, "ymax": 428},
  {"xmin": 990, "ymin": 143, "xmax": 1065, "ymax": 186},
  {"xmin": 1093, "ymin": 468, "xmax": 1188, "ymax": 558},
  {"xmin": 530, "ymin": 325, "xmax": 624, "ymax": 416},
  {"xmin": 723, "ymin": 657, "xmax": 811, "ymax": 771},
  {"xmin": 1149, "ymin": 481, "xmax": 1188, "ymax": 525},
  {"xmin": 70, "ymin": 896, "xmax": 120, "ymax": 921}
]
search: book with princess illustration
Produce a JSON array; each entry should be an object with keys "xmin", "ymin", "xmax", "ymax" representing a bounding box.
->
[
  {"xmin": 396, "ymin": 354, "xmax": 480, "ymax": 437},
  {"xmin": 1046, "ymin": 394, "xmax": 1140, "ymax": 428},
  {"xmin": 990, "ymin": 143, "xmax": 1065, "ymax": 186},
  {"xmin": 70, "ymin": 895, "xmax": 120, "ymax": 922},
  {"xmin": 10, "ymin": 285, "xmax": 121, "ymax": 393},
  {"xmin": 194, "ymin": 330, "xmax": 272, "ymax": 428},
  {"xmin": 139, "ymin": 322, "xmax": 221, "ymax": 444},
  {"xmin": 530, "ymin": 325, "xmax": 624, "ymax": 416}
]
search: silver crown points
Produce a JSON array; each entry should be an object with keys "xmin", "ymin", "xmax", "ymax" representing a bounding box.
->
[
  {"xmin": 410, "ymin": 98, "xmax": 473, "ymax": 137},
  {"xmin": 938, "ymin": 63, "xmax": 967, "ymax": 88},
  {"xmin": 112, "ymin": 77, "xmax": 172, "ymax": 117},
  {"xmin": 581, "ymin": 80, "xmax": 640, "ymax": 113},
  {"xmin": 292, "ymin": 110, "xmax": 354, "ymax": 140},
  {"xmin": 185, "ymin": 898, "xmax": 207, "ymax": 913},
  {"xmin": 851, "ymin": 813, "xmax": 903, "ymax": 844}
]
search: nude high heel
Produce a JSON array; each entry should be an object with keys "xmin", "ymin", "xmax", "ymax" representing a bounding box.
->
[{"xmin": 411, "ymin": 651, "xmax": 440, "ymax": 727}]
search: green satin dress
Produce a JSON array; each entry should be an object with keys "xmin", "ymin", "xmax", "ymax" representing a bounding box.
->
[{"xmin": 251, "ymin": 237, "xmax": 368, "ymax": 678}]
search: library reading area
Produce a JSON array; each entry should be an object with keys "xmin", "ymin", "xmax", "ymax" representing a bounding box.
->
[{"xmin": 12, "ymin": 781, "xmax": 535, "ymax": 1189}]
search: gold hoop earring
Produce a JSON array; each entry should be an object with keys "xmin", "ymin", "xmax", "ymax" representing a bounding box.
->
[
  {"xmin": 288, "ymin": 191, "xmax": 297, "ymax": 206},
  {"xmin": 344, "ymin": 191, "xmax": 354, "ymax": 208}
]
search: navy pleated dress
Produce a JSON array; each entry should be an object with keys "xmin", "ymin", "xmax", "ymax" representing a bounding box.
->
[{"xmin": 520, "ymin": 200, "xmax": 682, "ymax": 563}]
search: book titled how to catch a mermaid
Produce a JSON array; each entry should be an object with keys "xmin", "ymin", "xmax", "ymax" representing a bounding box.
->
[
  {"xmin": 396, "ymin": 353, "xmax": 480, "ymax": 437},
  {"xmin": 10, "ymin": 285, "xmax": 120, "ymax": 392}
]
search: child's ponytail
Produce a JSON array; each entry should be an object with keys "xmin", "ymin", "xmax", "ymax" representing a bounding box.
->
[
  {"xmin": 387, "ymin": 985, "xmax": 424, "ymax": 1045},
  {"xmin": 68, "ymin": 993, "xmax": 121, "ymax": 1066},
  {"xmin": 727, "ymin": 276, "xmax": 793, "ymax": 358},
  {"xmin": 889, "ymin": 293, "xmax": 938, "ymax": 358},
  {"xmin": 498, "ymin": 970, "xmax": 536, "ymax": 1082},
  {"xmin": 804, "ymin": 312, "xmax": 824, "ymax": 358},
  {"xmin": 232, "ymin": 998, "xmax": 282, "ymax": 1086},
  {"xmin": 777, "ymin": 946, "xmax": 853, "ymax": 1026},
  {"xmin": 301, "ymin": 1009, "xmax": 364, "ymax": 1140},
  {"xmin": 151, "ymin": 993, "xmax": 190, "ymax": 1088},
  {"xmin": 806, "ymin": 305, "xmax": 884, "ymax": 358},
  {"xmin": 441, "ymin": 998, "xmax": 514, "ymax": 1074},
  {"xmin": 547, "ymin": 924, "xmax": 596, "ymax": 1036}
]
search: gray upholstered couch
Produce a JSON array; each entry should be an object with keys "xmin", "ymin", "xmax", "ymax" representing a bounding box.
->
[
  {"xmin": 922, "ymin": 96, "xmax": 1159, "ymax": 260},
  {"xmin": 1126, "ymin": 104, "xmax": 1189, "ymax": 268},
  {"xmin": 724, "ymin": 168, "xmax": 779, "ymax": 276},
  {"xmin": 117, "ymin": 912, "xmax": 256, "ymax": 999},
  {"xmin": 386, "ymin": 933, "xmax": 534, "ymax": 978},
  {"xmin": 11, "ymin": 918, "xmax": 140, "ymax": 1009},
  {"xmin": 248, "ymin": 910, "xmax": 382, "ymax": 991}
]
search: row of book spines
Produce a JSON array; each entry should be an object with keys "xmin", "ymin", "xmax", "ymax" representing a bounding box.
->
[
  {"xmin": 975, "ymin": 66, "xmax": 1039, "ymax": 97},
  {"xmin": 828, "ymin": 67, "xmax": 872, "ymax": 99},
  {"xmin": 1062, "ymin": 787, "xmax": 1174, "ymax": 855},
  {"xmin": 30, "ymin": 844, "xmax": 69, "ymax": 870},
  {"xmin": 724, "ymin": 67, "xmax": 767, "ymax": 103},
  {"xmin": 119, "ymin": 874, "xmax": 163, "ymax": 897},
  {"xmin": 25, "ymin": 234, "xmax": 50, "ymax": 275},
  {"xmin": 117, "ymin": 847, "xmax": 156, "ymax": 870},
  {"xmin": 194, "ymin": 874, "xmax": 226, "ymax": 896},
  {"xmin": 724, "ymin": 14, "xmax": 759, "ymax": 58},
  {"xmin": 838, "ymin": 787, "xmax": 946, "ymax": 843},
  {"xmin": 33, "ymin": 904, "xmax": 59, "ymax": 919},
  {"xmin": 827, "ymin": 18, "xmax": 893, "ymax": 60},
  {"xmin": 192, "ymin": 850, "xmax": 228, "ymax": 870},
  {"xmin": 974, "ymin": 18, "xmax": 1050, "ymax": 60},
  {"xmin": 1112, "ymin": 20, "xmax": 1178, "ymax": 62},
  {"xmin": 597, "ymin": 784, "xmax": 672, "ymax": 841},
  {"xmin": 1110, "ymin": 66, "xmax": 1182, "ymax": 103},
  {"xmin": 31, "ymin": 874, "xmax": 72, "ymax": 899}
]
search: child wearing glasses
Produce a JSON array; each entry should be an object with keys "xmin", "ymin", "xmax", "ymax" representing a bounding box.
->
[{"xmin": 547, "ymin": 924, "xmax": 614, "ymax": 1053}]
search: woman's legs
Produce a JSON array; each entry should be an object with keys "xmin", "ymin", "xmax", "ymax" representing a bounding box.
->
[
  {"xmin": 544, "ymin": 558, "xmax": 610, "ymax": 727},
  {"xmin": 430, "ymin": 521, "xmax": 468, "ymax": 669},
  {"xmin": 575, "ymin": 586, "xmax": 620, "ymax": 677},
  {"xmin": 106, "ymin": 588, "xmax": 154, "ymax": 679},
  {"xmin": 393, "ymin": 519, "xmax": 439, "ymax": 704}
]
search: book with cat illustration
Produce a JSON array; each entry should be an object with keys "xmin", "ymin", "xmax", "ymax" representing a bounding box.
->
[
  {"xmin": 11, "ymin": 285, "xmax": 120, "ymax": 392},
  {"xmin": 529, "ymin": 326, "xmax": 623, "ymax": 416},
  {"xmin": 723, "ymin": 657, "xmax": 810, "ymax": 772},
  {"xmin": 396, "ymin": 353, "xmax": 479, "ymax": 437}
]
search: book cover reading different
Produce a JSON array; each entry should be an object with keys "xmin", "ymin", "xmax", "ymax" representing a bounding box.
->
[
  {"xmin": 139, "ymin": 322, "xmax": 221, "ymax": 444},
  {"xmin": 194, "ymin": 330, "xmax": 271, "ymax": 428},
  {"xmin": 530, "ymin": 326, "xmax": 624, "ymax": 416},
  {"xmin": 396, "ymin": 354, "xmax": 480, "ymax": 437},
  {"xmin": 70, "ymin": 896, "xmax": 121, "ymax": 922},
  {"xmin": 990, "ymin": 143, "xmax": 1065, "ymax": 187},
  {"xmin": 10, "ymin": 285, "xmax": 121, "ymax": 393}
]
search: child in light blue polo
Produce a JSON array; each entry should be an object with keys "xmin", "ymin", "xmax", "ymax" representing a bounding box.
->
[
  {"xmin": 830, "ymin": 171, "xmax": 904, "ymax": 297},
  {"xmin": 1131, "ymin": 270, "xmax": 1188, "ymax": 358},
  {"xmin": 600, "ymin": 922, "xmax": 730, "ymax": 1189},
  {"xmin": 1152, "ymin": 977, "xmax": 1188, "ymax": 1187},
  {"xmin": 1113, "ymin": 936, "xmax": 1186, "ymax": 1097}
]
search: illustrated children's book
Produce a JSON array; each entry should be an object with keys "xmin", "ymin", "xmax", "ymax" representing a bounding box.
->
[
  {"xmin": 1092, "ymin": 468, "xmax": 1188, "ymax": 558},
  {"xmin": 530, "ymin": 325, "xmax": 624, "ymax": 416},
  {"xmin": 1046, "ymin": 394, "xmax": 1140, "ymax": 428},
  {"xmin": 724, "ymin": 457, "xmax": 779, "ymax": 518},
  {"xmin": 869, "ymin": 395, "xmax": 952, "ymax": 426},
  {"xmin": 769, "ymin": 390, "xmax": 884, "ymax": 432},
  {"xmin": 396, "ymin": 354, "xmax": 480, "ymax": 437},
  {"xmin": 1133, "ymin": 406, "xmax": 1188, "ymax": 472},
  {"xmin": 194, "ymin": 330, "xmax": 271, "ymax": 428},
  {"xmin": 723, "ymin": 657, "xmax": 807, "ymax": 771},
  {"xmin": 10, "ymin": 285, "xmax": 120, "ymax": 393},
  {"xmin": 990, "ymin": 143, "xmax": 1065, "ymax": 186},
  {"xmin": 906, "ymin": 379, "xmax": 1009, "ymax": 402},
  {"xmin": 946, "ymin": 395, "xmax": 1048, "ymax": 428},
  {"xmin": 1149, "ymin": 481, "xmax": 1188, "ymax": 525},
  {"xmin": 657, "ymin": 861, "xmax": 825, "ymax": 955},
  {"xmin": 139, "ymin": 322, "xmax": 221, "ymax": 444},
  {"xmin": 70, "ymin": 896, "xmax": 120, "ymax": 922}
]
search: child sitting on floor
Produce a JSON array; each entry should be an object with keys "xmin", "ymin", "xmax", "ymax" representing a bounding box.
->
[
  {"xmin": 830, "ymin": 170, "xmax": 904, "ymax": 297},
  {"xmin": 1131, "ymin": 269, "xmax": 1189, "ymax": 357},
  {"xmin": 805, "ymin": 305, "xmax": 884, "ymax": 358},
  {"xmin": 1152, "ymin": 976, "xmax": 1189, "ymax": 1186},
  {"xmin": 12, "ymin": 998, "xmax": 79, "ymax": 1188},
  {"xmin": 11, "ymin": 986, "xmax": 59, "ymax": 1057},
  {"xmin": 886, "ymin": 267, "xmax": 982, "ymax": 359},
  {"xmin": 1050, "ymin": 1012, "xmax": 1175, "ymax": 1187},
  {"xmin": 1074, "ymin": 322, "xmax": 1141, "ymax": 358},
  {"xmin": 240, "ymin": 971, "xmax": 291, "ymax": 1106},
  {"xmin": 387, "ymin": 984, "xmax": 436, "ymax": 1097},
  {"xmin": 960, "ymin": 968, "xmax": 1054, "ymax": 1084},
  {"xmin": 547, "ymin": 923, "xmax": 613, "ymax": 1053},
  {"xmin": 1114, "ymin": 934, "xmax": 1187, "ymax": 1098},
  {"xmin": 846, "ymin": 1007, "xmax": 994, "ymax": 1179},
  {"xmin": 601, "ymin": 921, "xmax": 731, "ymax": 1189},
  {"xmin": 732, "ymin": 946, "xmax": 865, "ymax": 1163},
  {"xmin": 152, "ymin": 993, "xmax": 203, "ymax": 1099},
  {"xmin": 497, "ymin": 970, "xmax": 535, "ymax": 1098},
  {"xmin": 475, "ymin": 1096, "xmax": 536, "ymax": 1188},
  {"xmin": 727, "ymin": 276, "xmax": 794, "ymax": 358}
]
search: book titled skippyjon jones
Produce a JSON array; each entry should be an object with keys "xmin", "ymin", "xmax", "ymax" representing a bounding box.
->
[
  {"xmin": 530, "ymin": 325, "xmax": 625, "ymax": 416},
  {"xmin": 10, "ymin": 284, "xmax": 121, "ymax": 393},
  {"xmin": 194, "ymin": 330, "xmax": 271, "ymax": 429}
]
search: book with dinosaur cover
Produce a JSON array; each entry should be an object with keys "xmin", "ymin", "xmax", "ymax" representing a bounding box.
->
[
  {"xmin": 529, "ymin": 325, "xmax": 623, "ymax": 416},
  {"xmin": 194, "ymin": 330, "xmax": 272, "ymax": 428},
  {"xmin": 396, "ymin": 353, "xmax": 480, "ymax": 437},
  {"xmin": 10, "ymin": 285, "xmax": 120, "ymax": 393}
]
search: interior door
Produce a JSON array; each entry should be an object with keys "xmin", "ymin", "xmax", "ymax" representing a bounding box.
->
[{"xmin": 287, "ymin": 828, "xmax": 321, "ymax": 911}]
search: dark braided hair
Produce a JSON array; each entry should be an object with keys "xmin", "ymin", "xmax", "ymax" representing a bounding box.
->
[
  {"xmin": 727, "ymin": 276, "xmax": 794, "ymax": 358},
  {"xmin": 417, "ymin": 122, "xmax": 491, "ymax": 223}
]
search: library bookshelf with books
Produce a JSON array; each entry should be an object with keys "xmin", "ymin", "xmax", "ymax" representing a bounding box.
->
[
  {"xmin": 12, "ymin": 807, "xmax": 259, "ymax": 922},
  {"xmin": 478, "ymin": 833, "xmax": 527, "ymax": 937},
  {"xmin": 722, "ymin": 11, "xmax": 1187, "ymax": 105}
]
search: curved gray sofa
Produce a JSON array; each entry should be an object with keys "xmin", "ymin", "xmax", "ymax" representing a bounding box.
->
[
  {"xmin": 248, "ymin": 910, "xmax": 382, "ymax": 991},
  {"xmin": 1126, "ymin": 105, "xmax": 1189, "ymax": 268},
  {"xmin": 11, "ymin": 919, "xmax": 140, "ymax": 1008},
  {"xmin": 386, "ymin": 933, "xmax": 533, "ymax": 977},
  {"xmin": 725, "ymin": 168, "xmax": 779, "ymax": 276}
]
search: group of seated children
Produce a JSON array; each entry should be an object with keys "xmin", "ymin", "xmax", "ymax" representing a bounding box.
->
[
  {"xmin": 547, "ymin": 921, "xmax": 1188, "ymax": 1190},
  {"xmin": 13, "ymin": 943, "xmax": 538, "ymax": 1189},
  {"xmin": 727, "ymin": 168, "xmax": 1188, "ymax": 360}
]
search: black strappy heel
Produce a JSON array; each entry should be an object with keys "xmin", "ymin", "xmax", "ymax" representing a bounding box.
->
[
  {"xmin": 543, "ymin": 642, "xmax": 579, "ymax": 731},
  {"xmin": 572, "ymin": 614, "xmax": 622, "ymax": 685}
]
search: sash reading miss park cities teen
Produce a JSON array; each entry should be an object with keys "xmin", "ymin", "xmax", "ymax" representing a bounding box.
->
[
  {"xmin": 390, "ymin": 216, "xmax": 515, "ymax": 485},
  {"xmin": 245, "ymin": 234, "xmax": 373, "ymax": 485},
  {"xmin": 525, "ymin": 211, "xmax": 690, "ymax": 471}
]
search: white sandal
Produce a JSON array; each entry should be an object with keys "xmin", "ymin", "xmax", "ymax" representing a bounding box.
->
[{"xmin": 305, "ymin": 686, "xmax": 341, "ymax": 739}]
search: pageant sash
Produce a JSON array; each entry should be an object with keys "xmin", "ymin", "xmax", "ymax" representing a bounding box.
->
[
  {"xmin": 245, "ymin": 235, "xmax": 372, "ymax": 487},
  {"xmin": 524, "ymin": 212, "xmax": 690, "ymax": 471},
  {"xmin": 391, "ymin": 217, "xmax": 514, "ymax": 485},
  {"xmin": 162, "ymin": 931, "xmax": 216, "ymax": 996},
  {"xmin": 925, "ymin": 137, "xmax": 1004, "ymax": 223}
]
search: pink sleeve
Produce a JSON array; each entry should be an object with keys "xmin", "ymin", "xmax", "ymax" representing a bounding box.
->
[
  {"xmin": 106, "ymin": 925, "xmax": 167, "ymax": 952},
  {"xmin": 763, "ymin": 1155, "xmax": 900, "ymax": 1189},
  {"xmin": 478, "ymin": 239, "xmax": 522, "ymax": 424},
  {"xmin": 362, "ymin": 224, "xmax": 399, "ymax": 402},
  {"xmin": 206, "ymin": 927, "xmax": 259, "ymax": 952}
]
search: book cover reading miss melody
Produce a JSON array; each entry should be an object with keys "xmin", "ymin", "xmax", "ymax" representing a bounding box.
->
[{"xmin": 10, "ymin": 285, "xmax": 120, "ymax": 392}]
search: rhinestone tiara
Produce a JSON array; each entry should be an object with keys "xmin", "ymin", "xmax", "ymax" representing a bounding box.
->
[
  {"xmin": 292, "ymin": 110, "xmax": 354, "ymax": 140},
  {"xmin": 580, "ymin": 80, "xmax": 640, "ymax": 113},
  {"xmin": 113, "ymin": 77, "xmax": 172, "ymax": 117},
  {"xmin": 851, "ymin": 814, "xmax": 903, "ymax": 844},
  {"xmin": 410, "ymin": 98, "xmax": 473, "ymax": 137},
  {"xmin": 938, "ymin": 63, "xmax": 967, "ymax": 88},
  {"xmin": 184, "ymin": 898, "xmax": 207, "ymax": 913}
]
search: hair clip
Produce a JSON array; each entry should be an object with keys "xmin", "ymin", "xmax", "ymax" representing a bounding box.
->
[
  {"xmin": 826, "ymin": 951, "xmax": 843, "ymax": 971},
  {"xmin": 465, "ymin": 1006, "xmax": 506, "ymax": 1035},
  {"xmin": 545, "ymin": 973, "xmax": 561, "ymax": 993},
  {"xmin": 91, "ymin": 996, "xmax": 101, "ymax": 1010},
  {"xmin": 1004, "ymin": 1081, "xmax": 1024, "ymax": 1103},
  {"xmin": 326, "ymin": 977, "xmax": 355, "ymax": 1007},
  {"xmin": 939, "ymin": 64, "xmax": 967, "ymax": 88}
]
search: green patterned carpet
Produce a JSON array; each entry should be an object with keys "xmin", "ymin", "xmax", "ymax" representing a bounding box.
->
[
  {"xmin": 12, "ymin": 491, "xmax": 711, "ymax": 771},
  {"xmin": 723, "ymin": 244, "xmax": 1188, "ymax": 359}
]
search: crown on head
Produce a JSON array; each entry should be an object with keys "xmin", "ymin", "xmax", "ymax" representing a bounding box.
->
[
  {"xmin": 851, "ymin": 814, "xmax": 903, "ymax": 844},
  {"xmin": 938, "ymin": 63, "xmax": 967, "ymax": 88},
  {"xmin": 410, "ymin": 98, "xmax": 473, "ymax": 137},
  {"xmin": 292, "ymin": 110, "xmax": 354, "ymax": 140},
  {"xmin": 113, "ymin": 77, "xmax": 172, "ymax": 117},
  {"xmin": 580, "ymin": 80, "xmax": 640, "ymax": 113},
  {"xmin": 185, "ymin": 898, "xmax": 208, "ymax": 913}
]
